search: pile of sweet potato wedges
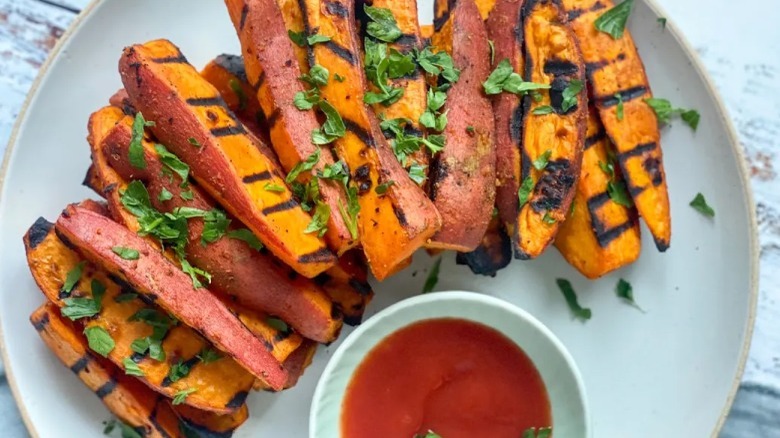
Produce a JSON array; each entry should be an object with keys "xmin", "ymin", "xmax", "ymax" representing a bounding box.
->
[{"xmin": 24, "ymin": 0, "xmax": 670, "ymax": 435}]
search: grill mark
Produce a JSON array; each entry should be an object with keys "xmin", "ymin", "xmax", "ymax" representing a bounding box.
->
[
  {"xmin": 348, "ymin": 278, "xmax": 373, "ymax": 296},
  {"xmin": 586, "ymin": 191, "xmax": 611, "ymax": 211},
  {"xmin": 343, "ymin": 119, "xmax": 375, "ymax": 148},
  {"xmin": 323, "ymin": 0, "xmax": 349, "ymax": 18},
  {"xmin": 148, "ymin": 405, "xmax": 172, "ymax": 438},
  {"xmin": 297, "ymin": 0, "xmax": 316, "ymax": 68},
  {"xmin": 262, "ymin": 199, "xmax": 299, "ymax": 215},
  {"xmin": 186, "ymin": 96, "xmax": 226, "ymax": 107},
  {"xmin": 643, "ymin": 156, "xmax": 664, "ymax": 186},
  {"xmin": 394, "ymin": 34, "xmax": 419, "ymax": 49},
  {"xmin": 239, "ymin": 4, "xmax": 249, "ymax": 31},
  {"xmin": 32, "ymin": 313, "xmax": 50, "ymax": 332},
  {"xmin": 266, "ymin": 108, "xmax": 281, "ymax": 128},
  {"xmin": 179, "ymin": 417, "xmax": 233, "ymax": 438},
  {"xmin": 530, "ymin": 159, "xmax": 577, "ymax": 212},
  {"xmin": 69, "ymin": 356, "xmax": 89, "ymax": 374},
  {"xmin": 597, "ymin": 86, "xmax": 648, "ymax": 108},
  {"xmin": 618, "ymin": 142, "xmax": 657, "ymax": 162},
  {"xmin": 130, "ymin": 351, "xmax": 146, "ymax": 363},
  {"xmin": 584, "ymin": 128, "xmax": 607, "ymax": 149},
  {"xmin": 510, "ymin": 103, "xmax": 524, "ymax": 143},
  {"xmin": 567, "ymin": 8, "xmax": 584, "ymax": 21},
  {"xmin": 210, "ymin": 125, "xmax": 247, "ymax": 137},
  {"xmin": 26, "ymin": 217, "xmax": 54, "ymax": 249},
  {"xmin": 585, "ymin": 60, "xmax": 608, "ymax": 77},
  {"xmin": 324, "ymin": 41, "xmax": 357, "ymax": 65},
  {"xmin": 161, "ymin": 356, "xmax": 200, "ymax": 387},
  {"xmin": 151, "ymin": 50, "xmax": 188, "ymax": 64},
  {"xmin": 353, "ymin": 164, "xmax": 372, "ymax": 195},
  {"xmin": 331, "ymin": 303, "xmax": 344, "ymax": 321},
  {"xmin": 543, "ymin": 59, "xmax": 579, "ymax": 76},
  {"xmin": 298, "ymin": 248, "xmax": 335, "ymax": 264},
  {"xmin": 214, "ymin": 54, "xmax": 248, "ymax": 83},
  {"xmin": 273, "ymin": 329, "xmax": 292, "ymax": 343},
  {"xmin": 226, "ymin": 391, "xmax": 249, "ymax": 409},
  {"xmin": 593, "ymin": 219, "xmax": 634, "ymax": 248},
  {"xmin": 242, "ymin": 171, "xmax": 273, "ymax": 183},
  {"xmin": 95, "ymin": 379, "xmax": 117, "ymax": 399},
  {"xmin": 392, "ymin": 204, "xmax": 408, "ymax": 227},
  {"xmin": 253, "ymin": 70, "xmax": 266, "ymax": 91},
  {"xmin": 428, "ymin": 159, "xmax": 449, "ymax": 201}
]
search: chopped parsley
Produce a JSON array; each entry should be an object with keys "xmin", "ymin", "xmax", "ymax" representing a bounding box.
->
[
  {"xmin": 103, "ymin": 419, "xmax": 142, "ymax": 438},
  {"xmin": 415, "ymin": 46, "xmax": 460, "ymax": 83},
  {"xmin": 556, "ymin": 278, "xmax": 592, "ymax": 321},
  {"xmin": 533, "ymin": 150, "xmax": 552, "ymax": 170},
  {"xmin": 122, "ymin": 358, "xmax": 145, "ymax": 377},
  {"xmin": 616, "ymin": 278, "xmax": 643, "ymax": 311},
  {"xmin": 533, "ymin": 105, "xmax": 554, "ymax": 115},
  {"xmin": 129, "ymin": 112, "xmax": 154, "ymax": 169},
  {"xmin": 61, "ymin": 279, "xmax": 105, "ymax": 321},
  {"xmin": 518, "ymin": 176, "xmax": 535, "ymax": 207},
  {"xmin": 304, "ymin": 202, "xmax": 330, "ymax": 237},
  {"xmin": 311, "ymin": 100, "xmax": 346, "ymax": 144},
  {"xmin": 419, "ymin": 88, "xmax": 449, "ymax": 132},
  {"xmin": 197, "ymin": 348, "xmax": 222, "ymax": 364},
  {"xmin": 84, "ymin": 326, "xmax": 115, "ymax": 357},
  {"xmin": 422, "ymin": 258, "xmax": 442, "ymax": 294},
  {"xmin": 112, "ymin": 246, "xmax": 139, "ymax": 260},
  {"xmin": 408, "ymin": 163, "xmax": 427, "ymax": 185},
  {"xmin": 158, "ymin": 188, "xmax": 173, "ymax": 202},
  {"xmin": 264, "ymin": 183, "xmax": 286, "ymax": 193},
  {"xmin": 294, "ymin": 88, "xmax": 320, "ymax": 110},
  {"xmin": 615, "ymin": 93, "xmax": 625, "ymax": 120},
  {"xmin": 363, "ymin": 5, "xmax": 402, "ymax": 42},
  {"xmin": 306, "ymin": 33, "xmax": 331, "ymax": 45},
  {"xmin": 114, "ymin": 292, "xmax": 137, "ymax": 303},
  {"xmin": 594, "ymin": 0, "xmax": 634, "ymax": 39},
  {"xmin": 228, "ymin": 78, "xmax": 247, "ymax": 111},
  {"xmin": 334, "ymin": 73, "xmax": 345, "ymax": 82},
  {"xmin": 154, "ymin": 144, "xmax": 190, "ymax": 187},
  {"xmin": 167, "ymin": 360, "xmax": 191, "ymax": 383},
  {"xmin": 180, "ymin": 190, "xmax": 194, "ymax": 201},
  {"xmin": 187, "ymin": 137, "xmax": 201, "ymax": 148},
  {"xmin": 265, "ymin": 317, "xmax": 290, "ymax": 333},
  {"xmin": 288, "ymin": 30, "xmax": 307, "ymax": 47},
  {"xmin": 657, "ymin": 17, "xmax": 667, "ymax": 30},
  {"xmin": 542, "ymin": 212, "xmax": 556, "ymax": 225},
  {"xmin": 414, "ymin": 431, "xmax": 441, "ymax": 438},
  {"xmin": 690, "ymin": 193, "xmax": 715, "ymax": 217},
  {"xmin": 338, "ymin": 186, "xmax": 361, "ymax": 240},
  {"xmin": 561, "ymin": 79, "xmax": 584, "ymax": 112},
  {"xmin": 483, "ymin": 59, "xmax": 549, "ymax": 96},
  {"xmin": 227, "ymin": 228, "xmax": 264, "ymax": 251},
  {"xmin": 607, "ymin": 180, "xmax": 633, "ymax": 207},
  {"xmin": 172, "ymin": 388, "xmax": 197, "ymax": 405},
  {"xmin": 523, "ymin": 427, "xmax": 552, "ymax": 438},
  {"xmin": 286, "ymin": 149, "xmax": 321, "ymax": 184},
  {"xmin": 644, "ymin": 97, "xmax": 700, "ymax": 131},
  {"xmin": 61, "ymin": 261, "xmax": 86, "ymax": 297},
  {"xmin": 300, "ymin": 65, "xmax": 330, "ymax": 87},
  {"xmin": 375, "ymin": 181, "xmax": 395, "ymax": 195},
  {"xmin": 363, "ymin": 38, "xmax": 408, "ymax": 107}
]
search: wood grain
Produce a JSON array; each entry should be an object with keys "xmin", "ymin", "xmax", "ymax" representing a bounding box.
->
[{"xmin": 0, "ymin": 0, "xmax": 777, "ymax": 435}]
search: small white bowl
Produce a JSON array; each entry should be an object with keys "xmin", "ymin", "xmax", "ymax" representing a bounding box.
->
[{"xmin": 310, "ymin": 291, "xmax": 590, "ymax": 438}]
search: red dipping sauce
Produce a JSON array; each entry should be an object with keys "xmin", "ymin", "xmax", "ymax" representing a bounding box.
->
[{"xmin": 341, "ymin": 318, "xmax": 552, "ymax": 438}]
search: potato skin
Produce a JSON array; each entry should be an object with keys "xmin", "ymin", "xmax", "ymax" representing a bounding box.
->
[
  {"xmin": 119, "ymin": 39, "xmax": 335, "ymax": 278},
  {"xmin": 30, "ymin": 304, "xmax": 249, "ymax": 435},
  {"xmin": 555, "ymin": 107, "xmax": 641, "ymax": 278},
  {"xmin": 24, "ymin": 220, "xmax": 256, "ymax": 412},
  {"xmin": 101, "ymin": 115, "xmax": 342, "ymax": 344},
  {"xmin": 54, "ymin": 205, "xmax": 289, "ymax": 390},
  {"xmin": 561, "ymin": 0, "xmax": 670, "ymax": 251},
  {"xmin": 429, "ymin": 0, "xmax": 497, "ymax": 252}
]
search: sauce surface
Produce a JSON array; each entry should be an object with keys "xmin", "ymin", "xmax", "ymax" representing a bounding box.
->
[{"xmin": 341, "ymin": 318, "xmax": 551, "ymax": 438}]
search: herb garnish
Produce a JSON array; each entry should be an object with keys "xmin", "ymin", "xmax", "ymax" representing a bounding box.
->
[
  {"xmin": 594, "ymin": 0, "xmax": 634, "ymax": 39},
  {"xmin": 84, "ymin": 326, "xmax": 115, "ymax": 357},
  {"xmin": 422, "ymin": 258, "xmax": 442, "ymax": 294},
  {"xmin": 657, "ymin": 17, "xmax": 667, "ymax": 30},
  {"xmin": 561, "ymin": 79, "xmax": 584, "ymax": 112},
  {"xmin": 227, "ymin": 228, "xmax": 264, "ymax": 251},
  {"xmin": 518, "ymin": 176, "xmax": 535, "ymax": 207},
  {"xmin": 375, "ymin": 181, "xmax": 395, "ymax": 195},
  {"xmin": 414, "ymin": 431, "xmax": 442, "ymax": 438},
  {"xmin": 306, "ymin": 33, "xmax": 331, "ymax": 45},
  {"xmin": 311, "ymin": 100, "xmax": 346, "ymax": 144},
  {"xmin": 644, "ymin": 98, "xmax": 700, "ymax": 131},
  {"xmin": 129, "ymin": 113, "xmax": 154, "ymax": 169},
  {"xmin": 112, "ymin": 246, "xmax": 139, "ymax": 260},
  {"xmin": 197, "ymin": 348, "xmax": 222, "ymax": 364},
  {"xmin": 61, "ymin": 279, "xmax": 106, "ymax": 321},
  {"xmin": 615, "ymin": 93, "xmax": 625, "ymax": 120},
  {"xmin": 61, "ymin": 261, "xmax": 86, "ymax": 297},
  {"xmin": 300, "ymin": 65, "xmax": 330, "ymax": 87},
  {"xmin": 363, "ymin": 5, "xmax": 403, "ymax": 42},
  {"xmin": 533, "ymin": 150, "xmax": 552, "ymax": 170},
  {"xmin": 180, "ymin": 190, "xmax": 194, "ymax": 201},
  {"xmin": 523, "ymin": 427, "xmax": 553, "ymax": 438},
  {"xmin": 690, "ymin": 193, "xmax": 715, "ymax": 217},
  {"xmin": 288, "ymin": 30, "xmax": 307, "ymax": 47},
  {"xmin": 483, "ymin": 59, "xmax": 549, "ymax": 96},
  {"xmin": 155, "ymin": 144, "xmax": 190, "ymax": 187},
  {"xmin": 188, "ymin": 137, "xmax": 201, "ymax": 148},
  {"xmin": 168, "ymin": 359, "xmax": 191, "ymax": 383},
  {"xmin": 616, "ymin": 278, "xmax": 643, "ymax": 312},
  {"xmin": 103, "ymin": 419, "xmax": 142, "ymax": 438},
  {"xmin": 286, "ymin": 149, "xmax": 321, "ymax": 183},
  {"xmin": 122, "ymin": 358, "xmax": 145, "ymax": 377},
  {"xmin": 228, "ymin": 78, "xmax": 247, "ymax": 110},
  {"xmin": 408, "ymin": 163, "xmax": 427, "ymax": 185},
  {"xmin": 419, "ymin": 88, "xmax": 449, "ymax": 132},
  {"xmin": 264, "ymin": 183, "xmax": 286, "ymax": 193},
  {"xmin": 304, "ymin": 202, "xmax": 330, "ymax": 237},
  {"xmin": 158, "ymin": 188, "xmax": 173, "ymax": 202},
  {"xmin": 599, "ymin": 157, "xmax": 633, "ymax": 208},
  {"xmin": 533, "ymin": 105, "xmax": 554, "ymax": 115},
  {"xmin": 363, "ymin": 38, "xmax": 410, "ymax": 106},
  {"xmin": 542, "ymin": 212, "xmax": 556, "ymax": 225},
  {"xmin": 265, "ymin": 317, "xmax": 289, "ymax": 333},
  {"xmin": 556, "ymin": 278, "xmax": 592, "ymax": 321},
  {"xmin": 172, "ymin": 388, "xmax": 197, "ymax": 405}
]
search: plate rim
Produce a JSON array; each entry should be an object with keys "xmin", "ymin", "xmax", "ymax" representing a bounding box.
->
[{"xmin": 0, "ymin": 0, "xmax": 759, "ymax": 436}]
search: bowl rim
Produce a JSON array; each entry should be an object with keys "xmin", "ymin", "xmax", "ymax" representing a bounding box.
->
[{"xmin": 309, "ymin": 290, "xmax": 590, "ymax": 438}]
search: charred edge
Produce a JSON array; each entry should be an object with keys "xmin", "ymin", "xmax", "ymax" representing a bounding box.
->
[
  {"xmin": 513, "ymin": 243, "xmax": 532, "ymax": 261},
  {"xmin": 130, "ymin": 351, "xmax": 146, "ymax": 363},
  {"xmin": 26, "ymin": 217, "xmax": 54, "ymax": 249},
  {"xmin": 242, "ymin": 171, "xmax": 273, "ymax": 184},
  {"xmin": 273, "ymin": 328, "xmax": 292, "ymax": 343},
  {"xmin": 186, "ymin": 97, "xmax": 227, "ymax": 108},
  {"xmin": 69, "ymin": 356, "xmax": 89, "ymax": 374},
  {"xmin": 31, "ymin": 312, "xmax": 50, "ymax": 332},
  {"xmin": 253, "ymin": 70, "xmax": 266, "ymax": 91},
  {"xmin": 215, "ymin": 54, "xmax": 248, "ymax": 83},
  {"xmin": 593, "ymin": 219, "xmax": 634, "ymax": 248},
  {"xmin": 313, "ymin": 273, "xmax": 330, "ymax": 286},
  {"xmin": 566, "ymin": 8, "xmax": 584, "ymax": 21},
  {"xmin": 151, "ymin": 49, "xmax": 188, "ymax": 64},
  {"xmin": 95, "ymin": 379, "xmax": 117, "ymax": 399},
  {"xmin": 239, "ymin": 3, "xmax": 249, "ymax": 31},
  {"xmin": 549, "ymin": 77, "xmax": 579, "ymax": 115},
  {"xmin": 262, "ymin": 338, "xmax": 275, "ymax": 352},
  {"xmin": 392, "ymin": 204, "xmax": 408, "ymax": 227},
  {"xmin": 433, "ymin": 0, "xmax": 456, "ymax": 31},
  {"xmin": 261, "ymin": 199, "xmax": 299, "ymax": 215},
  {"xmin": 654, "ymin": 236, "xmax": 670, "ymax": 252},
  {"xmin": 584, "ymin": 128, "xmax": 607, "ymax": 149},
  {"xmin": 121, "ymin": 99, "xmax": 137, "ymax": 116},
  {"xmin": 618, "ymin": 142, "xmax": 657, "ymax": 162},
  {"xmin": 297, "ymin": 0, "xmax": 316, "ymax": 68},
  {"xmin": 530, "ymin": 159, "xmax": 576, "ymax": 212},
  {"xmin": 324, "ymin": 41, "xmax": 357, "ymax": 65},
  {"xmin": 543, "ymin": 59, "xmax": 579, "ymax": 77},
  {"xmin": 266, "ymin": 108, "xmax": 281, "ymax": 128},
  {"xmin": 82, "ymin": 166, "xmax": 97, "ymax": 191},
  {"xmin": 586, "ymin": 191, "xmax": 611, "ymax": 211},
  {"xmin": 510, "ymin": 103, "xmax": 524, "ymax": 143},
  {"xmin": 226, "ymin": 391, "xmax": 249, "ymax": 409},
  {"xmin": 343, "ymin": 312, "xmax": 364, "ymax": 326},
  {"xmin": 103, "ymin": 183, "xmax": 118, "ymax": 197},
  {"xmin": 455, "ymin": 236, "xmax": 512, "ymax": 278},
  {"xmin": 348, "ymin": 278, "xmax": 373, "ymax": 296},
  {"xmin": 343, "ymin": 119, "xmax": 375, "ymax": 148},
  {"xmin": 585, "ymin": 61, "xmax": 608, "ymax": 78},
  {"xmin": 330, "ymin": 303, "xmax": 344, "ymax": 320},
  {"xmin": 210, "ymin": 125, "xmax": 247, "ymax": 137},
  {"xmin": 353, "ymin": 164, "xmax": 372, "ymax": 195},
  {"xmin": 643, "ymin": 156, "xmax": 664, "ymax": 186},
  {"xmin": 161, "ymin": 356, "xmax": 200, "ymax": 387},
  {"xmin": 323, "ymin": 0, "xmax": 349, "ymax": 18},
  {"xmin": 179, "ymin": 416, "xmax": 236, "ymax": 438},
  {"xmin": 428, "ymin": 159, "xmax": 449, "ymax": 201},
  {"xmin": 298, "ymin": 248, "xmax": 335, "ymax": 264},
  {"xmin": 138, "ymin": 292, "xmax": 158, "ymax": 305},
  {"xmin": 597, "ymin": 86, "xmax": 648, "ymax": 108},
  {"xmin": 590, "ymin": 1, "xmax": 607, "ymax": 13},
  {"xmin": 394, "ymin": 34, "xmax": 419, "ymax": 50},
  {"xmin": 54, "ymin": 229, "xmax": 78, "ymax": 252},
  {"xmin": 148, "ymin": 405, "xmax": 171, "ymax": 438}
]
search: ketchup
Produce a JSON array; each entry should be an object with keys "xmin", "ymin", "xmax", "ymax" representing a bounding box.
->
[{"xmin": 341, "ymin": 318, "xmax": 552, "ymax": 438}]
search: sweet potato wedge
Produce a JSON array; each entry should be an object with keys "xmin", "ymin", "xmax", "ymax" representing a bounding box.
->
[
  {"xmin": 359, "ymin": 0, "xmax": 430, "ymax": 179},
  {"xmin": 200, "ymin": 54, "xmax": 271, "ymax": 146},
  {"xmin": 225, "ymin": 0, "xmax": 357, "ymax": 256},
  {"xmin": 119, "ymin": 39, "xmax": 335, "ymax": 278},
  {"xmin": 101, "ymin": 115, "xmax": 341, "ymax": 343},
  {"xmin": 429, "ymin": 0, "xmax": 496, "ymax": 251},
  {"xmin": 274, "ymin": 0, "xmax": 309, "ymax": 73},
  {"xmin": 456, "ymin": 215, "xmax": 512, "ymax": 277},
  {"xmin": 485, "ymin": 0, "xmax": 525, "ymax": 229},
  {"xmin": 561, "ymin": 0, "xmax": 670, "ymax": 251},
  {"xmin": 30, "ymin": 304, "xmax": 249, "ymax": 437},
  {"xmin": 53, "ymin": 205, "xmax": 289, "ymax": 390},
  {"xmin": 24, "ymin": 220, "xmax": 255, "ymax": 412},
  {"xmin": 255, "ymin": 339, "xmax": 318, "ymax": 390},
  {"xmin": 555, "ymin": 107, "xmax": 641, "ymax": 278},
  {"xmin": 316, "ymin": 249, "xmax": 374, "ymax": 326},
  {"xmin": 513, "ymin": 0, "xmax": 587, "ymax": 259},
  {"xmin": 267, "ymin": 0, "xmax": 442, "ymax": 280}
]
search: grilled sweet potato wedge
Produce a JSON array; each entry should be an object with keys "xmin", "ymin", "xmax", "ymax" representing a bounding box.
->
[
  {"xmin": 561, "ymin": 0, "xmax": 670, "ymax": 251},
  {"xmin": 275, "ymin": 0, "xmax": 309, "ymax": 73},
  {"xmin": 200, "ymin": 54, "xmax": 271, "ymax": 145},
  {"xmin": 255, "ymin": 339, "xmax": 318, "ymax": 390},
  {"xmin": 267, "ymin": 0, "xmax": 442, "ymax": 280},
  {"xmin": 53, "ymin": 205, "xmax": 289, "ymax": 390},
  {"xmin": 316, "ymin": 249, "xmax": 374, "ymax": 326},
  {"xmin": 101, "ymin": 115, "xmax": 341, "ymax": 343},
  {"xmin": 225, "ymin": 0, "xmax": 357, "ymax": 256},
  {"xmin": 119, "ymin": 39, "xmax": 335, "ymax": 277},
  {"xmin": 30, "ymin": 304, "xmax": 249, "ymax": 437},
  {"xmin": 484, "ymin": 0, "xmax": 524, "ymax": 229},
  {"xmin": 555, "ymin": 108, "xmax": 641, "ymax": 278},
  {"xmin": 456, "ymin": 216, "xmax": 512, "ymax": 277},
  {"xmin": 429, "ymin": 0, "xmax": 496, "ymax": 251},
  {"xmin": 514, "ymin": 0, "xmax": 587, "ymax": 259},
  {"xmin": 24, "ymin": 220, "xmax": 255, "ymax": 412},
  {"xmin": 359, "ymin": 0, "xmax": 430, "ymax": 178}
]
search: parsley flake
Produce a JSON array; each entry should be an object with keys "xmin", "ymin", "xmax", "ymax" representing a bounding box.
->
[
  {"xmin": 84, "ymin": 326, "xmax": 115, "ymax": 357},
  {"xmin": 533, "ymin": 150, "xmax": 552, "ymax": 170},
  {"xmin": 61, "ymin": 261, "xmax": 86, "ymax": 297},
  {"xmin": 172, "ymin": 388, "xmax": 197, "ymax": 405},
  {"xmin": 518, "ymin": 176, "xmax": 535, "ymax": 207},
  {"xmin": 556, "ymin": 279, "xmax": 592, "ymax": 321},
  {"xmin": 422, "ymin": 258, "xmax": 442, "ymax": 294},
  {"xmin": 228, "ymin": 78, "xmax": 247, "ymax": 111},
  {"xmin": 122, "ymin": 358, "xmax": 145, "ymax": 377},
  {"xmin": 594, "ymin": 0, "xmax": 634, "ymax": 39},
  {"xmin": 227, "ymin": 228, "xmax": 264, "ymax": 251},
  {"xmin": 129, "ymin": 113, "xmax": 154, "ymax": 169},
  {"xmin": 364, "ymin": 5, "xmax": 402, "ymax": 42},
  {"xmin": 112, "ymin": 246, "xmax": 139, "ymax": 260},
  {"xmin": 690, "ymin": 193, "xmax": 715, "ymax": 217}
]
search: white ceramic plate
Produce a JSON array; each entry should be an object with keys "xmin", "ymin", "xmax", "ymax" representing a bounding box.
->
[{"xmin": 0, "ymin": 0, "xmax": 757, "ymax": 437}]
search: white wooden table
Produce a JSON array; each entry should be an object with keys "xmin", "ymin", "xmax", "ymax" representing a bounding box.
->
[{"xmin": 0, "ymin": 0, "xmax": 777, "ymax": 436}]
